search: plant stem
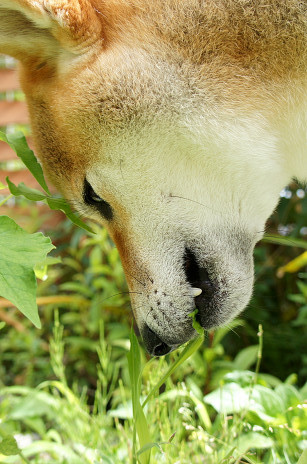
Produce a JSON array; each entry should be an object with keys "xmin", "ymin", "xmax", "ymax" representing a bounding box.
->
[
  {"xmin": 255, "ymin": 324, "xmax": 263, "ymax": 380},
  {"xmin": 0, "ymin": 295, "xmax": 87, "ymax": 308},
  {"xmin": 19, "ymin": 452, "xmax": 31, "ymax": 464},
  {"xmin": 0, "ymin": 194, "xmax": 13, "ymax": 206}
]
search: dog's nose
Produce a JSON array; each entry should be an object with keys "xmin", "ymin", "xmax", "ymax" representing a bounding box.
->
[{"xmin": 142, "ymin": 324, "xmax": 172, "ymax": 356}]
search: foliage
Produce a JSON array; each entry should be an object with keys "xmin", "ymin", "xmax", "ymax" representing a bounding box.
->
[
  {"xmin": 0, "ymin": 317, "xmax": 306, "ymax": 464},
  {"xmin": 0, "ymin": 215, "xmax": 54, "ymax": 327},
  {"xmin": 0, "ymin": 131, "xmax": 93, "ymax": 233},
  {"xmin": 223, "ymin": 184, "xmax": 307, "ymax": 385},
  {"xmin": 0, "ymin": 130, "xmax": 94, "ymax": 329},
  {"xmin": 0, "ymin": 131, "xmax": 306, "ymax": 463}
]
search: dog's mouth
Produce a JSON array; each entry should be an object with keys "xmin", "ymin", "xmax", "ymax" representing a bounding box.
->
[
  {"xmin": 183, "ymin": 248, "xmax": 216, "ymax": 328},
  {"xmin": 140, "ymin": 244, "xmax": 253, "ymax": 356}
]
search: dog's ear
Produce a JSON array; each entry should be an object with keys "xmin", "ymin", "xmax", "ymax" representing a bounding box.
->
[{"xmin": 0, "ymin": 0, "xmax": 103, "ymax": 63}]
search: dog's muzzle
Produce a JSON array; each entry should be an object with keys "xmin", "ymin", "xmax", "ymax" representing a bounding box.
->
[{"xmin": 140, "ymin": 248, "xmax": 216, "ymax": 356}]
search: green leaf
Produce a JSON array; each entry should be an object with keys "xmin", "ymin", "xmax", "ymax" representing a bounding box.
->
[
  {"xmin": 234, "ymin": 432, "xmax": 274, "ymax": 452},
  {"xmin": 233, "ymin": 345, "xmax": 259, "ymax": 370},
  {"xmin": 6, "ymin": 178, "xmax": 47, "ymax": 202},
  {"xmin": 275, "ymin": 384, "xmax": 302, "ymax": 409},
  {"xmin": 188, "ymin": 309, "xmax": 204, "ymax": 335},
  {"xmin": 297, "ymin": 449, "xmax": 307, "ymax": 464},
  {"xmin": 9, "ymin": 391, "xmax": 58, "ymax": 421},
  {"xmin": 22, "ymin": 440, "xmax": 84, "ymax": 463},
  {"xmin": 0, "ymin": 131, "xmax": 94, "ymax": 233},
  {"xmin": 7, "ymin": 178, "xmax": 94, "ymax": 234},
  {"xmin": 0, "ymin": 131, "xmax": 50, "ymax": 194},
  {"xmin": 300, "ymin": 382, "xmax": 307, "ymax": 399},
  {"xmin": 0, "ymin": 435, "xmax": 20, "ymax": 456},
  {"xmin": 251, "ymin": 385, "xmax": 285, "ymax": 421},
  {"xmin": 205, "ymin": 381, "xmax": 286, "ymax": 423},
  {"xmin": 204, "ymin": 382, "xmax": 250, "ymax": 414},
  {"xmin": 47, "ymin": 197, "xmax": 94, "ymax": 233},
  {"xmin": 0, "ymin": 216, "xmax": 54, "ymax": 327},
  {"xmin": 108, "ymin": 401, "xmax": 133, "ymax": 419},
  {"xmin": 137, "ymin": 442, "xmax": 163, "ymax": 457}
]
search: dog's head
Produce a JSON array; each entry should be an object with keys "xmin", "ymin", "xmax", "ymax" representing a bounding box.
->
[{"xmin": 1, "ymin": 0, "xmax": 300, "ymax": 354}]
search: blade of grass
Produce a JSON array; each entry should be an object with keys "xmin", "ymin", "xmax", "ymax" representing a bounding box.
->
[
  {"xmin": 127, "ymin": 329, "xmax": 151, "ymax": 464},
  {"xmin": 263, "ymin": 234, "xmax": 307, "ymax": 249},
  {"xmin": 142, "ymin": 334, "xmax": 204, "ymax": 408}
]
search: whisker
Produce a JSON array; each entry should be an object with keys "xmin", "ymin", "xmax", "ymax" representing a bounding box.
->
[
  {"xmin": 93, "ymin": 7, "xmax": 107, "ymax": 19},
  {"xmin": 143, "ymin": 268, "xmax": 154, "ymax": 284},
  {"xmin": 125, "ymin": 271, "xmax": 146, "ymax": 287},
  {"xmin": 98, "ymin": 291, "xmax": 143, "ymax": 303},
  {"xmin": 169, "ymin": 193, "xmax": 217, "ymax": 212},
  {"xmin": 222, "ymin": 321, "xmax": 244, "ymax": 338}
]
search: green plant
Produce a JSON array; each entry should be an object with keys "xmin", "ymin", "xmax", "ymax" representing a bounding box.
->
[
  {"xmin": 0, "ymin": 130, "xmax": 94, "ymax": 328},
  {"xmin": 1, "ymin": 130, "xmax": 306, "ymax": 464},
  {"xmin": 223, "ymin": 181, "xmax": 307, "ymax": 385},
  {"xmin": 0, "ymin": 317, "xmax": 306, "ymax": 464},
  {"xmin": 288, "ymin": 273, "xmax": 307, "ymax": 328}
]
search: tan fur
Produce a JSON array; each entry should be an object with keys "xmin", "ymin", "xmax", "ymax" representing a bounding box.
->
[{"xmin": 0, "ymin": 0, "xmax": 306, "ymax": 353}]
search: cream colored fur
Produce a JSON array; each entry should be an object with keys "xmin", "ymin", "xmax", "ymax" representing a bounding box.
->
[{"xmin": 0, "ymin": 0, "xmax": 306, "ymax": 352}]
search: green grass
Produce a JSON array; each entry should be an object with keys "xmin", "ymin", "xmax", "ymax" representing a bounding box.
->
[{"xmin": 0, "ymin": 315, "xmax": 306, "ymax": 464}]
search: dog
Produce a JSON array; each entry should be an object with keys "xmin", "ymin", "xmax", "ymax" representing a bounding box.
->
[{"xmin": 0, "ymin": 0, "xmax": 306, "ymax": 355}]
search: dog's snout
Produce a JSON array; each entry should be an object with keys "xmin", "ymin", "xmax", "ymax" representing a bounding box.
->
[{"xmin": 142, "ymin": 324, "xmax": 172, "ymax": 357}]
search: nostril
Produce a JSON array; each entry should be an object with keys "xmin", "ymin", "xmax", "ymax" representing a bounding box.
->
[
  {"xmin": 142, "ymin": 324, "xmax": 172, "ymax": 357},
  {"xmin": 153, "ymin": 341, "xmax": 171, "ymax": 357},
  {"xmin": 184, "ymin": 248, "xmax": 200, "ymax": 286},
  {"xmin": 184, "ymin": 248, "xmax": 214, "ymax": 300},
  {"xmin": 198, "ymin": 267, "xmax": 214, "ymax": 298}
]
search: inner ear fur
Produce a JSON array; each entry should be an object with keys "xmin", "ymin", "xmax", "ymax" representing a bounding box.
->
[{"xmin": 0, "ymin": 0, "xmax": 103, "ymax": 63}]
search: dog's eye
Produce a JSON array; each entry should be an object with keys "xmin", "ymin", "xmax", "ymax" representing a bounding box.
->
[{"xmin": 83, "ymin": 178, "xmax": 113, "ymax": 220}]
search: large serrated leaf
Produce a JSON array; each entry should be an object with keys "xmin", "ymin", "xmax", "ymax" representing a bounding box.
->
[{"xmin": 0, "ymin": 216, "xmax": 54, "ymax": 328}]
